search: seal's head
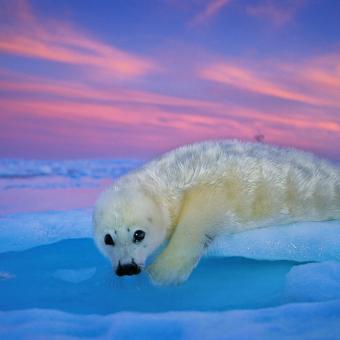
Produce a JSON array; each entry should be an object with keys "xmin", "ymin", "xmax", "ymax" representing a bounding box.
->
[{"xmin": 93, "ymin": 183, "xmax": 169, "ymax": 276}]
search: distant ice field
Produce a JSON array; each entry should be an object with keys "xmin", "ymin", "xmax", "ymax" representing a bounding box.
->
[{"xmin": 0, "ymin": 158, "xmax": 339, "ymax": 339}]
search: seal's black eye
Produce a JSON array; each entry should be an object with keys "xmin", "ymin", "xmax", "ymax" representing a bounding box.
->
[
  {"xmin": 104, "ymin": 234, "xmax": 115, "ymax": 246},
  {"xmin": 133, "ymin": 230, "xmax": 145, "ymax": 243}
]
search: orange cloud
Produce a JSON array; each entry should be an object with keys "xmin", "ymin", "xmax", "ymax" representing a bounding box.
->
[{"xmin": 0, "ymin": 1, "xmax": 156, "ymax": 78}]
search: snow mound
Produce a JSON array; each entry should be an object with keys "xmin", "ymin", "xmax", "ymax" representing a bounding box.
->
[
  {"xmin": 0, "ymin": 300, "xmax": 340, "ymax": 340},
  {"xmin": 0, "ymin": 209, "xmax": 91, "ymax": 253},
  {"xmin": 208, "ymin": 220, "xmax": 340, "ymax": 262}
]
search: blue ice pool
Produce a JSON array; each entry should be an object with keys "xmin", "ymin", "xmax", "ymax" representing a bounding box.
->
[{"xmin": 0, "ymin": 238, "xmax": 303, "ymax": 314}]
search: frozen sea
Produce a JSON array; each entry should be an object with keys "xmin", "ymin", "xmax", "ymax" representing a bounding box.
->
[{"xmin": 0, "ymin": 159, "xmax": 340, "ymax": 339}]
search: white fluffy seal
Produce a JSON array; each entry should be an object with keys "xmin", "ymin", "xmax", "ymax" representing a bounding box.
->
[{"xmin": 93, "ymin": 140, "xmax": 340, "ymax": 285}]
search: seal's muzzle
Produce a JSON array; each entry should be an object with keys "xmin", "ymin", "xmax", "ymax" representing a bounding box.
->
[{"xmin": 115, "ymin": 262, "xmax": 141, "ymax": 276}]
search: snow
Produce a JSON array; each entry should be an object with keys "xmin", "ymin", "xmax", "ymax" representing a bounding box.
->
[
  {"xmin": 208, "ymin": 220, "xmax": 340, "ymax": 262},
  {"xmin": 0, "ymin": 159, "xmax": 141, "ymax": 179},
  {"xmin": 0, "ymin": 300, "xmax": 340, "ymax": 340},
  {"xmin": 2, "ymin": 209, "xmax": 340, "ymax": 262},
  {"xmin": 0, "ymin": 159, "xmax": 339, "ymax": 339},
  {"xmin": 0, "ymin": 209, "xmax": 91, "ymax": 252}
]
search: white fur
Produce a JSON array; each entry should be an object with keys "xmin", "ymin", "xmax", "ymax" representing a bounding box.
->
[{"xmin": 93, "ymin": 140, "xmax": 340, "ymax": 285}]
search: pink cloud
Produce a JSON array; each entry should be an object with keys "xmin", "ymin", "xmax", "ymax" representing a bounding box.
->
[
  {"xmin": 0, "ymin": 64, "xmax": 340, "ymax": 131},
  {"xmin": 1, "ymin": 69, "xmax": 340, "ymax": 160},
  {"xmin": 0, "ymin": 95, "xmax": 255, "ymax": 159},
  {"xmin": 246, "ymin": 0, "xmax": 304, "ymax": 27},
  {"xmin": 0, "ymin": 70, "xmax": 223, "ymax": 110},
  {"xmin": 2, "ymin": 69, "xmax": 340, "ymax": 136},
  {"xmin": 2, "ymin": 92, "xmax": 340, "ymax": 160},
  {"xmin": 199, "ymin": 52, "xmax": 340, "ymax": 108},
  {"xmin": 190, "ymin": 0, "xmax": 232, "ymax": 26},
  {"xmin": 180, "ymin": 0, "xmax": 303, "ymax": 27},
  {"xmin": 0, "ymin": 0, "xmax": 156, "ymax": 78}
]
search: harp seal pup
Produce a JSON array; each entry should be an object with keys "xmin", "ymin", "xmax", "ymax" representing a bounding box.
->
[{"xmin": 93, "ymin": 140, "xmax": 340, "ymax": 285}]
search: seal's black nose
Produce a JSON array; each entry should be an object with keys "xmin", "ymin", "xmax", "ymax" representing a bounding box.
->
[{"xmin": 116, "ymin": 262, "xmax": 141, "ymax": 276}]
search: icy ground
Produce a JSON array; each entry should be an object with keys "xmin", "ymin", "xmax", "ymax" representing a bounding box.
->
[{"xmin": 0, "ymin": 159, "xmax": 340, "ymax": 339}]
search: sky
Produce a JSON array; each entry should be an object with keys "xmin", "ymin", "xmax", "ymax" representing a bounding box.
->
[{"xmin": 0, "ymin": 0, "xmax": 339, "ymax": 160}]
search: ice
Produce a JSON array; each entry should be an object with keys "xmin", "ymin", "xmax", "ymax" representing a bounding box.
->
[
  {"xmin": 0, "ymin": 159, "xmax": 141, "ymax": 179},
  {"xmin": 2, "ymin": 209, "xmax": 340, "ymax": 264},
  {"xmin": 285, "ymin": 261, "xmax": 340, "ymax": 302},
  {"xmin": 0, "ymin": 159, "xmax": 141, "ymax": 214},
  {"xmin": 1, "ymin": 237, "xmax": 339, "ymax": 315},
  {"xmin": 0, "ymin": 238, "xmax": 297, "ymax": 313},
  {"xmin": 0, "ymin": 272, "xmax": 15, "ymax": 280},
  {"xmin": 0, "ymin": 158, "xmax": 340, "ymax": 339},
  {"xmin": 53, "ymin": 267, "xmax": 97, "ymax": 284}
]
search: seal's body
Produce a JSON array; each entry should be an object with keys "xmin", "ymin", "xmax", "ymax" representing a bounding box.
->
[{"xmin": 93, "ymin": 140, "xmax": 340, "ymax": 285}]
